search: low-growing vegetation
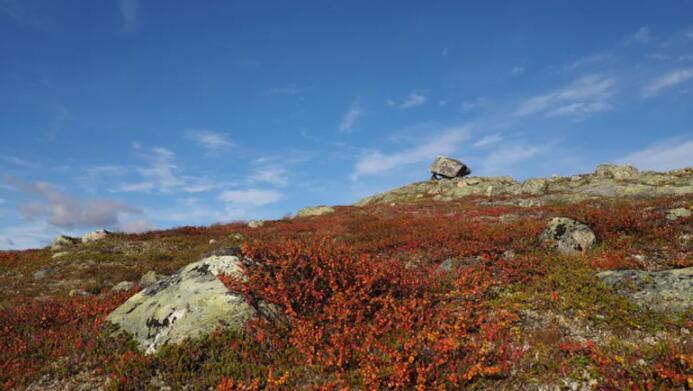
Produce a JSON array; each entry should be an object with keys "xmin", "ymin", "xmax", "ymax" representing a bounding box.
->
[{"xmin": 0, "ymin": 195, "xmax": 691, "ymax": 389}]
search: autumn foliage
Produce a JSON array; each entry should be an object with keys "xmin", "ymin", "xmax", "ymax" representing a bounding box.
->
[{"xmin": 0, "ymin": 195, "xmax": 691, "ymax": 389}]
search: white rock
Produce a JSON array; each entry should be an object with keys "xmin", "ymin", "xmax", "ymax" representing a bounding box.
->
[{"xmin": 82, "ymin": 229, "xmax": 110, "ymax": 244}]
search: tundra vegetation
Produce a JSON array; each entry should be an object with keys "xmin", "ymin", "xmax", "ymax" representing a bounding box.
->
[{"xmin": 0, "ymin": 191, "xmax": 691, "ymax": 389}]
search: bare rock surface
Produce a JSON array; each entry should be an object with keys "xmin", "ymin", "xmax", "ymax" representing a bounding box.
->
[
  {"xmin": 107, "ymin": 248, "xmax": 279, "ymax": 354},
  {"xmin": 540, "ymin": 217, "xmax": 597, "ymax": 255},
  {"xmin": 597, "ymin": 267, "xmax": 693, "ymax": 312},
  {"xmin": 82, "ymin": 229, "xmax": 110, "ymax": 244},
  {"xmin": 51, "ymin": 235, "xmax": 79, "ymax": 251},
  {"xmin": 297, "ymin": 205, "xmax": 335, "ymax": 217}
]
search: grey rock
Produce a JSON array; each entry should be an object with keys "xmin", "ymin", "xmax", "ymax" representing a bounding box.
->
[
  {"xmin": 296, "ymin": 205, "xmax": 335, "ymax": 218},
  {"xmin": 69, "ymin": 289, "xmax": 93, "ymax": 297},
  {"xmin": 594, "ymin": 164, "xmax": 639, "ymax": 180},
  {"xmin": 666, "ymin": 207, "xmax": 692, "ymax": 221},
  {"xmin": 33, "ymin": 267, "xmax": 55, "ymax": 280},
  {"xmin": 429, "ymin": 156, "xmax": 471, "ymax": 179},
  {"xmin": 82, "ymin": 229, "xmax": 110, "ymax": 244},
  {"xmin": 540, "ymin": 217, "xmax": 597, "ymax": 255},
  {"xmin": 247, "ymin": 220, "xmax": 264, "ymax": 228},
  {"xmin": 111, "ymin": 281, "xmax": 135, "ymax": 292},
  {"xmin": 519, "ymin": 178, "xmax": 548, "ymax": 195},
  {"xmin": 597, "ymin": 267, "xmax": 693, "ymax": 312},
  {"xmin": 139, "ymin": 271, "xmax": 165, "ymax": 288},
  {"xmin": 51, "ymin": 235, "xmax": 79, "ymax": 251},
  {"xmin": 107, "ymin": 251, "xmax": 279, "ymax": 354}
]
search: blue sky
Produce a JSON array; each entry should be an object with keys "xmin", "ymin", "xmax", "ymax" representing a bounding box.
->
[{"xmin": 2, "ymin": 1, "xmax": 693, "ymax": 249}]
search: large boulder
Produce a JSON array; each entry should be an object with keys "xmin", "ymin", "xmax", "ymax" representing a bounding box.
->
[
  {"xmin": 429, "ymin": 156, "xmax": 471, "ymax": 179},
  {"xmin": 51, "ymin": 235, "xmax": 79, "ymax": 251},
  {"xmin": 82, "ymin": 229, "xmax": 110, "ymax": 244},
  {"xmin": 297, "ymin": 205, "xmax": 335, "ymax": 218},
  {"xmin": 540, "ymin": 217, "xmax": 597, "ymax": 255},
  {"xmin": 107, "ymin": 248, "xmax": 278, "ymax": 355},
  {"xmin": 597, "ymin": 267, "xmax": 693, "ymax": 312},
  {"xmin": 594, "ymin": 164, "xmax": 639, "ymax": 180}
]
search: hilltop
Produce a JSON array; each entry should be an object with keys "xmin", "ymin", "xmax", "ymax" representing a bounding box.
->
[{"xmin": 0, "ymin": 164, "xmax": 691, "ymax": 390}]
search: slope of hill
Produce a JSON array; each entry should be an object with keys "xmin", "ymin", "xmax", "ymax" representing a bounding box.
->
[{"xmin": 0, "ymin": 164, "xmax": 691, "ymax": 390}]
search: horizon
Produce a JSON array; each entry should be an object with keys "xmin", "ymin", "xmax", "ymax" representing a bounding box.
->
[{"xmin": 2, "ymin": 1, "xmax": 693, "ymax": 250}]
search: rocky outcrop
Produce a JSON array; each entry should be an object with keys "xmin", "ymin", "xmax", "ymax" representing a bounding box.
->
[
  {"xmin": 139, "ymin": 271, "xmax": 165, "ymax": 288},
  {"xmin": 297, "ymin": 205, "xmax": 335, "ymax": 218},
  {"xmin": 430, "ymin": 156, "xmax": 471, "ymax": 180},
  {"xmin": 666, "ymin": 207, "xmax": 692, "ymax": 221},
  {"xmin": 540, "ymin": 217, "xmax": 597, "ymax": 255},
  {"xmin": 597, "ymin": 267, "xmax": 693, "ymax": 312},
  {"xmin": 51, "ymin": 235, "xmax": 79, "ymax": 251},
  {"xmin": 82, "ymin": 229, "xmax": 110, "ymax": 244},
  {"xmin": 356, "ymin": 164, "xmax": 693, "ymax": 206},
  {"xmin": 247, "ymin": 220, "xmax": 264, "ymax": 228},
  {"xmin": 107, "ymin": 248, "xmax": 279, "ymax": 354}
]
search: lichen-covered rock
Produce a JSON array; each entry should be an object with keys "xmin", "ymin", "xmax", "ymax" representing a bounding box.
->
[
  {"xmin": 51, "ymin": 235, "xmax": 79, "ymax": 251},
  {"xmin": 597, "ymin": 267, "xmax": 693, "ymax": 312},
  {"xmin": 666, "ymin": 207, "xmax": 691, "ymax": 221},
  {"xmin": 247, "ymin": 220, "xmax": 264, "ymax": 228},
  {"xmin": 139, "ymin": 271, "xmax": 165, "ymax": 288},
  {"xmin": 518, "ymin": 178, "xmax": 548, "ymax": 195},
  {"xmin": 594, "ymin": 164, "xmax": 639, "ymax": 180},
  {"xmin": 82, "ymin": 229, "xmax": 110, "ymax": 244},
  {"xmin": 429, "ymin": 156, "xmax": 471, "ymax": 179},
  {"xmin": 107, "ymin": 248, "xmax": 278, "ymax": 354},
  {"xmin": 111, "ymin": 281, "xmax": 134, "ymax": 292},
  {"xmin": 297, "ymin": 205, "xmax": 335, "ymax": 218},
  {"xmin": 540, "ymin": 217, "xmax": 597, "ymax": 255}
]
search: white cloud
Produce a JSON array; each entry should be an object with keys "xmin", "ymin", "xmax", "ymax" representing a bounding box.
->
[
  {"xmin": 616, "ymin": 137, "xmax": 693, "ymax": 171},
  {"xmin": 480, "ymin": 144, "xmax": 550, "ymax": 174},
  {"xmin": 564, "ymin": 51, "xmax": 613, "ymax": 70},
  {"xmin": 0, "ymin": 221, "xmax": 65, "ymax": 250},
  {"xmin": 0, "ymin": 155, "xmax": 41, "ymax": 168},
  {"xmin": 642, "ymin": 67, "xmax": 693, "ymax": 97},
  {"xmin": 115, "ymin": 219, "xmax": 156, "ymax": 233},
  {"xmin": 627, "ymin": 26, "xmax": 652, "ymax": 44},
  {"xmin": 250, "ymin": 167, "xmax": 289, "ymax": 187},
  {"xmin": 118, "ymin": 0, "xmax": 139, "ymax": 34},
  {"xmin": 114, "ymin": 181, "xmax": 154, "ymax": 192},
  {"xmin": 339, "ymin": 101, "xmax": 362, "ymax": 133},
  {"xmin": 398, "ymin": 91, "xmax": 427, "ymax": 109},
  {"xmin": 185, "ymin": 129, "xmax": 233, "ymax": 152},
  {"xmin": 156, "ymin": 198, "xmax": 247, "ymax": 224},
  {"xmin": 462, "ymin": 97, "xmax": 485, "ymax": 113},
  {"xmin": 219, "ymin": 189, "xmax": 282, "ymax": 206},
  {"xmin": 352, "ymin": 126, "xmax": 470, "ymax": 179},
  {"xmin": 511, "ymin": 66, "xmax": 525, "ymax": 75},
  {"xmin": 515, "ymin": 74, "xmax": 615, "ymax": 119},
  {"xmin": 137, "ymin": 147, "xmax": 185, "ymax": 190},
  {"xmin": 473, "ymin": 133, "xmax": 503, "ymax": 148},
  {"xmin": 439, "ymin": 100, "xmax": 449, "ymax": 106}
]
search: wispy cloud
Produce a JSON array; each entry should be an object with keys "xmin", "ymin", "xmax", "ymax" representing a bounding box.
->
[
  {"xmin": 185, "ymin": 129, "xmax": 233, "ymax": 152},
  {"xmin": 138, "ymin": 147, "xmax": 185, "ymax": 190},
  {"xmin": 118, "ymin": 0, "xmax": 139, "ymax": 34},
  {"xmin": 219, "ymin": 189, "xmax": 282, "ymax": 206},
  {"xmin": 479, "ymin": 143, "xmax": 551, "ymax": 175},
  {"xmin": 462, "ymin": 97, "xmax": 486, "ymax": 113},
  {"xmin": 5, "ymin": 177, "xmax": 141, "ymax": 229},
  {"xmin": 352, "ymin": 126, "xmax": 470, "ymax": 179},
  {"xmin": 397, "ymin": 91, "xmax": 427, "ymax": 109},
  {"xmin": 0, "ymin": 155, "xmax": 41, "ymax": 168},
  {"xmin": 642, "ymin": 67, "xmax": 693, "ymax": 97},
  {"xmin": 473, "ymin": 133, "xmax": 503, "ymax": 148},
  {"xmin": 339, "ymin": 101, "xmax": 362, "ymax": 133},
  {"xmin": 511, "ymin": 66, "xmax": 525, "ymax": 76},
  {"xmin": 266, "ymin": 86, "xmax": 303, "ymax": 96},
  {"xmin": 564, "ymin": 51, "xmax": 613, "ymax": 70},
  {"xmin": 515, "ymin": 74, "xmax": 615, "ymax": 120},
  {"xmin": 616, "ymin": 136, "xmax": 693, "ymax": 171},
  {"xmin": 626, "ymin": 26, "xmax": 652, "ymax": 44}
]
